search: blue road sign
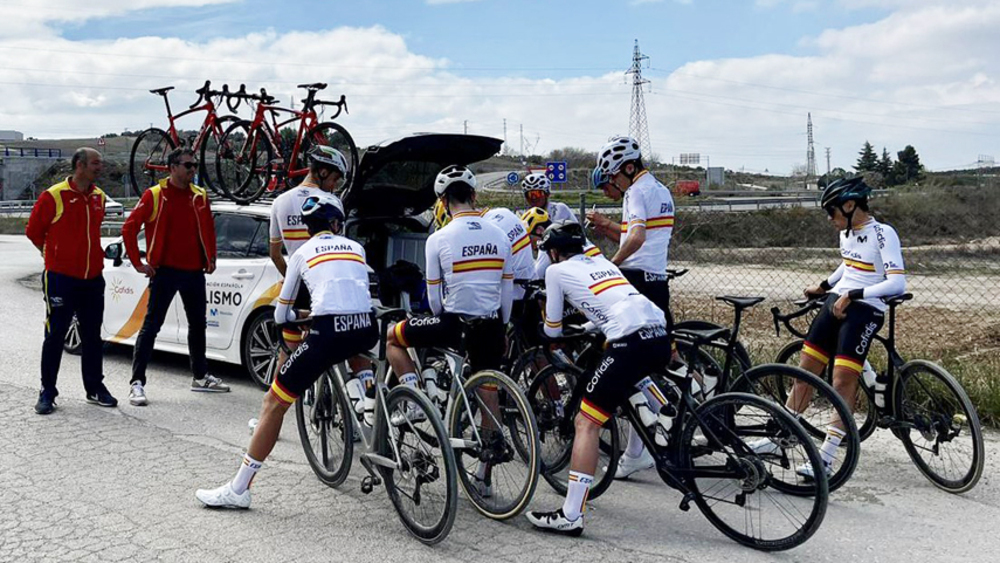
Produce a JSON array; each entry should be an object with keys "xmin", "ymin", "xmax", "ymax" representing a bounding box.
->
[
  {"xmin": 546, "ymin": 161, "xmax": 568, "ymax": 183},
  {"xmin": 506, "ymin": 171, "xmax": 520, "ymax": 185}
]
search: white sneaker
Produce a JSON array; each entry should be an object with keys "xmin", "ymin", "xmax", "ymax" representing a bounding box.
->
[
  {"xmin": 747, "ymin": 438, "xmax": 781, "ymax": 455},
  {"xmin": 390, "ymin": 403, "xmax": 427, "ymax": 426},
  {"xmin": 796, "ymin": 461, "xmax": 832, "ymax": 481},
  {"xmin": 195, "ymin": 481, "xmax": 251, "ymax": 509},
  {"xmin": 128, "ymin": 382, "xmax": 148, "ymax": 406},
  {"xmin": 614, "ymin": 448, "xmax": 655, "ymax": 480},
  {"xmin": 526, "ymin": 509, "xmax": 584, "ymax": 537},
  {"xmin": 192, "ymin": 374, "xmax": 230, "ymax": 393}
]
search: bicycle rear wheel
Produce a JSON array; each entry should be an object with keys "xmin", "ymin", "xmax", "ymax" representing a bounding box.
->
[
  {"xmin": 895, "ymin": 360, "xmax": 984, "ymax": 493},
  {"xmin": 129, "ymin": 128, "xmax": 175, "ymax": 197},
  {"xmin": 449, "ymin": 370, "xmax": 540, "ymax": 520},
  {"xmin": 215, "ymin": 120, "xmax": 275, "ymax": 204},
  {"xmin": 198, "ymin": 114, "xmax": 239, "ymax": 196},
  {"xmin": 295, "ymin": 372, "xmax": 353, "ymax": 487},
  {"xmin": 730, "ymin": 363, "xmax": 860, "ymax": 493},
  {"xmin": 296, "ymin": 122, "xmax": 359, "ymax": 190},
  {"xmin": 775, "ymin": 339, "xmax": 877, "ymax": 441},
  {"xmin": 679, "ymin": 392, "xmax": 828, "ymax": 551},
  {"xmin": 377, "ymin": 385, "xmax": 458, "ymax": 545},
  {"xmin": 526, "ymin": 364, "xmax": 619, "ymax": 501}
]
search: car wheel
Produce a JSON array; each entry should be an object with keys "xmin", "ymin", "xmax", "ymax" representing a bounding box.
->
[
  {"xmin": 64, "ymin": 315, "xmax": 82, "ymax": 355},
  {"xmin": 243, "ymin": 308, "xmax": 279, "ymax": 390}
]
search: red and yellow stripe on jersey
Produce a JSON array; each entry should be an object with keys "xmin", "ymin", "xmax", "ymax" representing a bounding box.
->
[
  {"xmin": 589, "ymin": 276, "xmax": 628, "ymax": 296},
  {"xmin": 270, "ymin": 379, "xmax": 298, "ymax": 406},
  {"xmin": 281, "ymin": 328, "xmax": 305, "ymax": 343},
  {"xmin": 646, "ymin": 215, "xmax": 674, "ymax": 230},
  {"xmin": 886, "ymin": 268, "xmax": 906, "ymax": 275},
  {"xmin": 453, "ymin": 257, "xmax": 504, "ymax": 273},
  {"xmin": 584, "ymin": 246, "xmax": 602, "ymax": 257},
  {"xmin": 282, "ymin": 228, "xmax": 310, "ymax": 241},
  {"xmin": 843, "ymin": 258, "xmax": 876, "ymax": 272},
  {"xmin": 580, "ymin": 399, "xmax": 610, "ymax": 426},
  {"xmin": 512, "ymin": 233, "xmax": 531, "ymax": 254},
  {"xmin": 834, "ymin": 355, "xmax": 864, "ymax": 375},
  {"xmin": 802, "ymin": 341, "xmax": 830, "ymax": 365},
  {"xmin": 543, "ymin": 315, "xmax": 562, "ymax": 330},
  {"xmin": 307, "ymin": 251, "xmax": 365, "ymax": 268},
  {"xmin": 393, "ymin": 321, "xmax": 410, "ymax": 347}
]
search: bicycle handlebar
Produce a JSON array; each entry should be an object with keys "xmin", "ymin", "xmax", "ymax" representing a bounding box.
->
[
  {"xmin": 667, "ymin": 268, "xmax": 689, "ymax": 281},
  {"xmin": 770, "ymin": 297, "xmax": 824, "ymax": 338}
]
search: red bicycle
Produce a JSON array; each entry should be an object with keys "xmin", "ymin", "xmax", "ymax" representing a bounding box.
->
[
  {"xmin": 215, "ymin": 83, "xmax": 358, "ymax": 204},
  {"xmin": 128, "ymin": 80, "xmax": 239, "ymax": 197}
]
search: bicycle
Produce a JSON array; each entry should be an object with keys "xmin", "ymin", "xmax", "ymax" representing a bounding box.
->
[
  {"xmin": 771, "ymin": 293, "xmax": 985, "ymax": 493},
  {"xmin": 389, "ymin": 316, "xmax": 541, "ymax": 520},
  {"xmin": 283, "ymin": 308, "xmax": 459, "ymax": 544},
  {"xmin": 215, "ymin": 83, "xmax": 358, "ymax": 204},
  {"xmin": 129, "ymin": 80, "xmax": 239, "ymax": 197},
  {"xmin": 528, "ymin": 325, "xmax": 829, "ymax": 551}
]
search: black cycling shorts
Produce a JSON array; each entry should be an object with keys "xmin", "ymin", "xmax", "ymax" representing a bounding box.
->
[
  {"xmin": 271, "ymin": 312, "xmax": 378, "ymax": 405},
  {"xmin": 803, "ymin": 293, "xmax": 884, "ymax": 376},
  {"xmin": 393, "ymin": 312, "xmax": 505, "ymax": 373},
  {"xmin": 579, "ymin": 326, "xmax": 672, "ymax": 427},
  {"xmin": 621, "ymin": 268, "xmax": 674, "ymax": 331},
  {"xmin": 281, "ymin": 286, "xmax": 314, "ymax": 345}
]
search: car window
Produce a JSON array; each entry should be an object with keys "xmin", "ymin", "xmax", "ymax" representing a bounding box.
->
[
  {"xmin": 215, "ymin": 213, "xmax": 261, "ymax": 259},
  {"xmin": 248, "ymin": 220, "xmax": 270, "ymax": 258}
]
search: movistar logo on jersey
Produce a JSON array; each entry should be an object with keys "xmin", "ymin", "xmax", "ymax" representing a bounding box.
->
[
  {"xmin": 461, "ymin": 243, "xmax": 498, "ymax": 257},
  {"xmin": 857, "ymin": 236, "xmax": 867, "ymax": 243},
  {"xmin": 468, "ymin": 221, "xmax": 482, "ymax": 230}
]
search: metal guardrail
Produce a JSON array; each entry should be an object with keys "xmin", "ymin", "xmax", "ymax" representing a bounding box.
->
[{"xmin": 1, "ymin": 147, "xmax": 62, "ymax": 158}]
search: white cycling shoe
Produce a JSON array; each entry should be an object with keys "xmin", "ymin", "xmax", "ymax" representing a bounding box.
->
[
  {"xmin": 614, "ymin": 448, "xmax": 655, "ymax": 480},
  {"xmin": 195, "ymin": 481, "xmax": 251, "ymax": 509},
  {"xmin": 796, "ymin": 461, "xmax": 832, "ymax": 481},
  {"xmin": 390, "ymin": 403, "xmax": 427, "ymax": 426},
  {"xmin": 526, "ymin": 509, "xmax": 584, "ymax": 537},
  {"xmin": 747, "ymin": 438, "xmax": 782, "ymax": 455}
]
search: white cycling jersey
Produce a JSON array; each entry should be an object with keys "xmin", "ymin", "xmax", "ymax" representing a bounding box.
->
[
  {"xmin": 533, "ymin": 243, "xmax": 602, "ymax": 281},
  {"xmin": 268, "ymin": 184, "xmax": 342, "ymax": 256},
  {"xmin": 619, "ymin": 171, "xmax": 674, "ymax": 274},
  {"xmin": 485, "ymin": 207, "xmax": 534, "ymax": 299},
  {"xmin": 826, "ymin": 218, "xmax": 906, "ymax": 312},
  {"xmin": 544, "ymin": 253, "xmax": 665, "ymax": 342},
  {"xmin": 426, "ymin": 210, "xmax": 514, "ymax": 323},
  {"xmin": 547, "ymin": 201, "xmax": 578, "ymax": 224},
  {"xmin": 275, "ymin": 232, "xmax": 372, "ymax": 324}
]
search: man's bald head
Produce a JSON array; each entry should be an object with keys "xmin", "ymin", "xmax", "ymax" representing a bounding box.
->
[{"xmin": 71, "ymin": 147, "xmax": 101, "ymax": 171}]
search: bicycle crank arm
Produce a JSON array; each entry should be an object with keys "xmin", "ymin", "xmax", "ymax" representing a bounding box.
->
[
  {"xmin": 360, "ymin": 452, "xmax": 399, "ymax": 470},
  {"xmin": 449, "ymin": 438, "xmax": 478, "ymax": 451}
]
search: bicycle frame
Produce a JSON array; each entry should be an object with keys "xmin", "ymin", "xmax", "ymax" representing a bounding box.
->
[{"xmin": 149, "ymin": 94, "xmax": 227, "ymax": 175}]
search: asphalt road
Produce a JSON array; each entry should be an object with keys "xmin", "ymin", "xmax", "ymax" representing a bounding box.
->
[{"xmin": 0, "ymin": 235, "xmax": 997, "ymax": 562}]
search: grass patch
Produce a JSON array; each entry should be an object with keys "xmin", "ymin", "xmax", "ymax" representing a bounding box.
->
[{"xmin": 0, "ymin": 217, "xmax": 28, "ymax": 235}]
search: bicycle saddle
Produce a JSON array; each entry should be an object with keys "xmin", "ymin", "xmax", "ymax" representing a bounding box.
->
[
  {"xmin": 674, "ymin": 327, "xmax": 730, "ymax": 345},
  {"xmin": 297, "ymin": 82, "xmax": 328, "ymax": 90},
  {"xmin": 884, "ymin": 293, "xmax": 914, "ymax": 306},
  {"xmin": 374, "ymin": 306, "xmax": 407, "ymax": 322},
  {"xmin": 716, "ymin": 296, "xmax": 765, "ymax": 309},
  {"xmin": 149, "ymin": 86, "xmax": 174, "ymax": 95}
]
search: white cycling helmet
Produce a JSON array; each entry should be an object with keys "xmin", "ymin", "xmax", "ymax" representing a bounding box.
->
[
  {"xmin": 434, "ymin": 165, "xmax": 477, "ymax": 198},
  {"xmin": 521, "ymin": 172, "xmax": 551, "ymax": 194},
  {"xmin": 596, "ymin": 136, "xmax": 642, "ymax": 175},
  {"xmin": 301, "ymin": 192, "xmax": 345, "ymax": 224},
  {"xmin": 307, "ymin": 145, "xmax": 349, "ymax": 177}
]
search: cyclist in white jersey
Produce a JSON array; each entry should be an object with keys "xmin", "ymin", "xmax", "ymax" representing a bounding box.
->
[
  {"xmin": 485, "ymin": 207, "xmax": 534, "ymax": 299},
  {"xmin": 522, "ymin": 172, "xmax": 578, "ymax": 223},
  {"xmin": 386, "ymin": 165, "xmax": 513, "ymax": 400},
  {"xmin": 521, "ymin": 205, "xmax": 601, "ymax": 280},
  {"xmin": 773, "ymin": 177, "xmax": 906, "ymax": 479},
  {"xmin": 196, "ymin": 193, "xmax": 377, "ymax": 509},
  {"xmin": 587, "ymin": 137, "xmax": 676, "ymax": 478},
  {"xmin": 526, "ymin": 221, "xmax": 669, "ymax": 536}
]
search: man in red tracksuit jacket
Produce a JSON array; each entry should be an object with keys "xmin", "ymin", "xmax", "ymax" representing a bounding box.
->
[
  {"xmin": 25, "ymin": 147, "xmax": 118, "ymax": 414},
  {"xmin": 121, "ymin": 147, "xmax": 229, "ymax": 406}
]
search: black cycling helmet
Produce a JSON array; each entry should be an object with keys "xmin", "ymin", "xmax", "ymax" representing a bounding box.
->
[
  {"xmin": 821, "ymin": 176, "xmax": 871, "ymax": 209},
  {"xmin": 539, "ymin": 220, "xmax": 586, "ymax": 253}
]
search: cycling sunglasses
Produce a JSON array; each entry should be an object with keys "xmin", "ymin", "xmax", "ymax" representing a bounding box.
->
[
  {"xmin": 172, "ymin": 161, "xmax": 199, "ymax": 170},
  {"xmin": 525, "ymin": 189, "xmax": 547, "ymax": 200},
  {"xmin": 824, "ymin": 205, "xmax": 837, "ymax": 217}
]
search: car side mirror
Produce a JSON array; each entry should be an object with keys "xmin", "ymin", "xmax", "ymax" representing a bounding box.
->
[{"xmin": 105, "ymin": 243, "xmax": 123, "ymax": 267}]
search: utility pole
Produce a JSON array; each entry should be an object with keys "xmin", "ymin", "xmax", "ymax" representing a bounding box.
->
[
  {"xmin": 625, "ymin": 39, "xmax": 652, "ymax": 160},
  {"xmin": 463, "ymin": 120, "xmax": 468, "ymax": 135},
  {"xmin": 520, "ymin": 124, "xmax": 524, "ymax": 157},
  {"xmin": 825, "ymin": 147, "xmax": 831, "ymax": 175},
  {"xmin": 806, "ymin": 113, "xmax": 816, "ymax": 177},
  {"xmin": 503, "ymin": 119, "xmax": 508, "ymax": 155}
]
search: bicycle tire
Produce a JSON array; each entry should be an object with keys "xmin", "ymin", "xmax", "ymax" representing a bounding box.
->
[
  {"xmin": 775, "ymin": 339, "xmax": 878, "ymax": 441},
  {"xmin": 215, "ymin": 119, "xmax": 275, "ymax": 204},
  {"xmin": 198, "ymin": 114, "xmax": 240, "ymax": 196},
  {"xmin": 297, "ymin": 122, "xmax": 360, "ymax": 191},
  {"xmin": 526, "ymin": 364, "xmax": 620, "ymax": 501},
  {"xmin": 679, "ymin": 392, "xmax": 828, "ymax": 551},
  {"xmin": 894, "ymin": 359, "xmax": 984, "ymax": 494},
  {"xmin": 730, "ymin": 363, "xmax": 860, "ymax": 493},
  {"xmin": 295, "ymin": 372, "xmax": 354, "ymax": 488},
  {"xmin": 377, "ymin": 385, "xmax": 458, "ymax": 545},
  {"xmin": 509, "ymin": 345, "xmax": 548, "ymax": 390},
  {"xmin": 129, "ymin": 128, "xmax": 175, "ymax": 197},
  {"xmin": 448, "ymin": 369, "xmax": 540, "ymax": 520}
]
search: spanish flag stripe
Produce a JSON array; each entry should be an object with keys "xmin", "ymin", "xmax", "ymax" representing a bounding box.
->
[
  {"xmin": 802, "ymin": 342, "xmax": 830, "ymax": 365},
  {"xmin": 886, "ymin": 269, "xmax": 905, "ymax": 275},
  {"xmin": 512, "ymin": 234, "xmax": 531, "ymax": 253},
  {"xmin": 580, "ymin": 400, "xmax": 610, "ymax": 425},
  {"xmin": 427, "ymin": 278, "xmax": 443, "ymax": 285},
  {"xmin": 584, "ymin": 247, "xmax": 602, "ymax": 257},
  {"xmin": 502, "ymin": 273, "xmax": 514, "ymax": 279},
  {"xmin": 394, "ymin": 321, "xmax": 409, "ymax": 347},
  {"xmin": 544, "ymin": 318, "xmax": 562, "ymax": 328},
  {"xmin": 588, "ymin": 276, "xmax": 626, "ymax": 290},
  {"xmin": 594, "ymin": 280, "xmax": 629, "ymax": 295},
  {"xmin": 646, "ymin": 217, "xmax": 675, "ymax": 229},
  {"xmin": 844, "ymin": 259, "xmax": 876, "ymax": 271},
  {"xmin": 278, "ymin": 297, "xmax": 294, "ymax": 304},
  {"xmin": 834, "ymin": 356, "xmax": 864, "ymax": 374},
  {"xmin": 270, "ymin": 380, "xmax": 297, "ymax": 405},
  {"xmin": 307, "ymin": 253, "xmax": 365, "ymax": 267},
  {"xmin": 453, "ymin": 259, "xmax": 504, "ymax": 272}
]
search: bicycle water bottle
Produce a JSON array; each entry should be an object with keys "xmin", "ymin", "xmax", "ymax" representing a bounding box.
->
[
  {"xmin": 345, "ymin": 377, "xmax": 365, "ymax": 415},
  {"xmin": 362, "ymin": 387, "xmax": 377, "ymax": 426},
  {"xmin": 861, "ymin": 361, "xmax": 877, "ymax": 390},
  {"xmin": 628, "ymin": 392, "xmax": 658, "ymax": 427},
  {"xmin": 655, "ymin": 404, "xmax": 678, "ymax": 447},
  {"xmin": 874, "ymin": 374, "xmax": 889, "ymax": 410}
]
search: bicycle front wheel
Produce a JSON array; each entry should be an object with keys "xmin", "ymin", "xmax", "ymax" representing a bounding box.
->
[
  {"xmin": 731, "ymin": 363, "xmax": 860, "ymax": 493},
  {"xmin": 894, "ymin": 359, "xmax": 984, "ymax": 493},
  {"xmin": 377, "ymin": 385, "xmax": 458, "ymax": 545},
  {"xmin": 215, "ymin": 120, "xmax": 275, "ymax": 204},
  {"xmin": 679, "ymin": 392, "xmax": 828, "ymax": 551},
  {"xmin": 295, "ymin": 372, "xmax": 353, "ymax": 487},
  {"xmin": 129, "ymin": 128, "xmax": 175, "ymax": 197},
  {"xmin": 449, "ymin": 370, "xmax": 540, "ymax": 520}
]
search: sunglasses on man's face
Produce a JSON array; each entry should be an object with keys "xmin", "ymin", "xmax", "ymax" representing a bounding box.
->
[
  {"xmin": 174, "ymin": 161, "xmax": 199, "ymax": 170},
  {"xmin": 525, "ymin": 190, "xmax": 546, "ymax": 200},
  {"xmin": 824, "ymin": 205, "xmax": 837, "ymax": 217}
]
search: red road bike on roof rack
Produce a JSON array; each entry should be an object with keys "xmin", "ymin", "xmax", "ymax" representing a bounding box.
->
[
  {"xmin": 128, "ymin": 80, "xmax": 239, "ymax": 197},
  {"xmin": 214, "ymin": 82, "xmax": 359, "ymax": 205}
]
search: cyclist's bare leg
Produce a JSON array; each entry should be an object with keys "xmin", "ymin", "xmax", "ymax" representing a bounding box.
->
[
  {"xmin": 247, "ymin": 391, "xmax": 290, "ymax": 461},
  {"xmin": 386, "ymin": 324, "xmax": 418, "ymax": 385},
  {"xmin": 829, "ymin": 367, "xmax": 860, "ymax": 430},
  {"xmin": 348, "ymin": 355, "xmax": 374, "ymax": 387},
  {"xmin": 785, "ymin": 354, "xmax": 824, "ymax": 414},
  {"xmin": 570, "ymin": 412, "xmax": 602, "ymax": 475}
]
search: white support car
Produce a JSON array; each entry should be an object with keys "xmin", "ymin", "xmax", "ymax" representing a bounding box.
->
[{"xmin": 65, "ymin": 133, "xmax": 504, "ymax": 389}]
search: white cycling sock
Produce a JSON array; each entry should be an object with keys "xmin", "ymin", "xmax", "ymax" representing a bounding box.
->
[
  {"xmin": 232, "ymin": 453, "xmax": 262, "ymax": 494},
  {"xmin": 400, "ymin": 372, "xmax": 419, "ymax": 388},
  {"xmin": 562, "ymin": 471, "xmax": 593, "ymax": 521},
  {"xmin": 819, "ymin": 426, "xmax": 846, "ymax": 466},
  {"xmin": 356, "ymin": 369, "xmax": 375, "ymax": 389},
  {"xmin": 625, "ymin": 426, "xmax": 646, "ymax": 458}
]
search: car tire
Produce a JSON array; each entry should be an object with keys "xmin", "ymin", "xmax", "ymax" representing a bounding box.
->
[
  {"xmin": 64, "ymin": 315, "xmax": 82, "ymax": 355},
  {"xmin": 242, "ymin": 308, "xmax": 280, "ymax": 390}
]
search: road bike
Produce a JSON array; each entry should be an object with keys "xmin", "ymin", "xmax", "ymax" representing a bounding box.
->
[
  {"xmin": 128, "ymin": 80, "xmax": 239, "ymax": 197},
  {"xmin": 284, "ymin": 308, "xmax": 459, "ymax": 544},
  {"xmin": 771, "ymin": 293, "xmax": 984, "ymax": 493}
]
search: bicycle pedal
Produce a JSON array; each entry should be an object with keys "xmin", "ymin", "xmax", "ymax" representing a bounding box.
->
[
  {"xmin": 360, "ymin": 475, "xmax": 381, "ymax": 494},
  {"xmin": 679, "ymin": 493, "xmax": 693, "ymax": 512}
]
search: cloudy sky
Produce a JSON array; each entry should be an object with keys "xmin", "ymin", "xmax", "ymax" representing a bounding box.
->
[{"xmin": 0, "ymin": 0, "xmax": 997, "ymax": 174}]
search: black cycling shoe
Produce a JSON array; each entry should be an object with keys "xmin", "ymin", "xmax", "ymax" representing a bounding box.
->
[
  {"xmin": 85, "ymin": 386, "xmax": 118, "ymax": 408},
  {"xmin": 35, "ymin": 390, "xmax": 57, "ymax": 415}
]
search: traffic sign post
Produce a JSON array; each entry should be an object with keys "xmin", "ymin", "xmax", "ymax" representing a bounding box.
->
[
  {"xmin": 506, "ymin": 171, "xmax": 520, "ymax": 186},
  {"xmin": 546, "ymin": 161, "xmax": 567, "ymax": 183}
]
